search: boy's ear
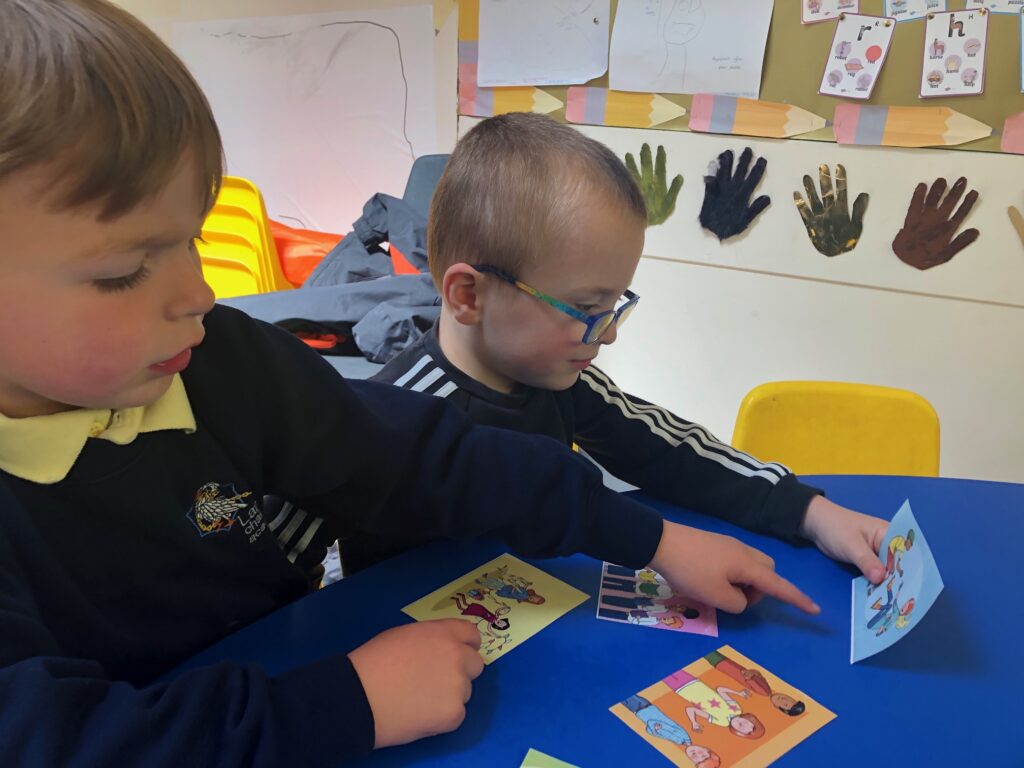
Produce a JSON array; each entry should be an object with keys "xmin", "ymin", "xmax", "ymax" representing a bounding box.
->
[{"xmin": 441, "ymin": 263, "xmax": 485, "ymax": 326}]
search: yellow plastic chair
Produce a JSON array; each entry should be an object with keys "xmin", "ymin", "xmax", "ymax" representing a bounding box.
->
[
  {"xmin": 199, "ymin": 176, "xmax": 293, "ymax": 297},
  {"xmin": 194, "ymin": 233, "xmax": 263, "ymax": 299},
  {"xmin": 731, "ymin": 381, "xmax": 940, "ymax": 476}
]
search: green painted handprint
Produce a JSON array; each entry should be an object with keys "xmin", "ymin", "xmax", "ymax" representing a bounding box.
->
[
  {"xmin": 625, "ymin": 143, "xmax": 683, "ymax": 227},
  {"xmin": 793, "ymin": 164, "xmax": 869, "ymax": 257}
]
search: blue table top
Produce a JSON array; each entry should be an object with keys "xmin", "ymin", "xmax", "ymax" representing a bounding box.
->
[{"xmin": 177, "ymin": 475, "xmax": 1022, "ymax": 766}]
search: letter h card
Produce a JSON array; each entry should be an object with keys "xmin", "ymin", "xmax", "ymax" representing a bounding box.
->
[{"xmin": 920, "ymin": 8, "xmax": 989, "ymax": 97}]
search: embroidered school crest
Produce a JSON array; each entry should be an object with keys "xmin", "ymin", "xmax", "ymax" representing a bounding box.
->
[{"xmin": 187, "ymin": 482, "xmax": 253, "ymax": 535}]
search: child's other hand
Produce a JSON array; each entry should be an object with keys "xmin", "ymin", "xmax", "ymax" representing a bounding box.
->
[
  {"xmin": 348, "ymin": 620, "xmax": 484, "ymax": 749},
  {"xmin": 648, "ymin": 521, "xmax": 819, "ymax": 615},
  {"xmin": 800, "ymin": 495, "xmax": 888, "ymax": 583}
]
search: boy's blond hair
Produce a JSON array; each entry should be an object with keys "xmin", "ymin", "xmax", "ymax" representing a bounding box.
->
[
  {"xmin": 428, "ymin": 113, "xmax": 646, "ymax": 288},
  {"xmin": 0, "ymin": 0, "xmax": 223, "ymax": 219}
]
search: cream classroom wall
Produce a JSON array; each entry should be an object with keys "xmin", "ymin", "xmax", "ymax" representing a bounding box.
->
[
  {"xmin": 457, "ymin": 117, "xmax": 1023, "ymax": 485},
  {"xmin": 599, "ymin": 256, "xmax": 1021, "ymax": 485}
]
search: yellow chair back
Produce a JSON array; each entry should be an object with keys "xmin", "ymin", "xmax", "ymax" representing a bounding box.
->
[
  {"xmin": 198, "ymin": 176, "xmax": 293, "ymax": 297},
  {"xmin": 732, "ymin": 381, "xmax": 940, "ymax": 476}
]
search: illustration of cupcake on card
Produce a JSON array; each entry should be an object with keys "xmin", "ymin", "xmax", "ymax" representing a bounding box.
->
[
  {"xmin": 945, "ymin": 55, "xmax": 961, "ymax": 74},
  {"xmin": 926, "ymin": 70, "xmax": 943, "ymax": 88}
]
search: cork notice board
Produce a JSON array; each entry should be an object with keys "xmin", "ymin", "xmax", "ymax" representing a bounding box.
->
[{"xmin": 463, "ymin": 0, "xmax": 1024, "ymax": 153}]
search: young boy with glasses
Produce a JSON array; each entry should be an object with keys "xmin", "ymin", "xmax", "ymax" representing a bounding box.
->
[
  {"xmin": 336, "ymin": 113, "xmax": 889, "ymax": 585},
  {"xmin": 0, "ymin": 4, "xmax": 822, "ymax": 764}
]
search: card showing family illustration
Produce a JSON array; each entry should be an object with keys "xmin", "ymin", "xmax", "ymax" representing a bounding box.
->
[
  {"xmin": 596, "ymin": 563, "xmax": 718, "ymax": 637},
  {"xmin": 611, "ymin": 645, "xmax": 836, "ymax": 767},
  {"xmin": 850, "ymin": 499, "xmax": 944, "ymax": 663},
  {"xmin": 402, "ymin": 554, "xmax": 588, "ymax": 663}
]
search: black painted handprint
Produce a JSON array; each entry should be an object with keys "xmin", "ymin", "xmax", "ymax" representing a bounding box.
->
[{"xmin": 699, "ymin": 147, "xmax": 771, "ymax": 241}]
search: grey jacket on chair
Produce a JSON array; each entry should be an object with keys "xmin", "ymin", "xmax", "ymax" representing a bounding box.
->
[{"xmin": 221, "ymin": 193, "xmax": 439, "ymax": 363}]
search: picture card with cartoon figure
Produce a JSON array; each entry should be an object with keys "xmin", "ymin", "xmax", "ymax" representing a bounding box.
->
[
  {"xmin": 610, "ymin": 645, "xmax": 836, "ymax": 768},
  {"xmin": 965, "ymin": 0, "xmax": 1024, "ymax": 14},
  {"xmin": 402, "ymin": 553, "xmax": 587, "ymax": 663},
  {"xmin": 802, "ymin": 0, "xmax": 859, "ymax": 25},
  {"xmin": 885, "ymin": 0, "xmax": 946, "ymax": 23},
  {"xmin": 850, "ymin": 500, "xmax": 944, "ymax": 664},
  {"xmin": 596, "ymin": 563, "xmax": 718, "ymax": 637},
  {"xmin": 819, "ymin": 14, "xmax": 896, "ymax": 99},
  {"xmin": 920, "ymin": 8, "xmax": 989, "ymax": 97}
]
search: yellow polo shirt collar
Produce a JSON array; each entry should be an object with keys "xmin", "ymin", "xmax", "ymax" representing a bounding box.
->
[{"xmin": 0, "ymin": 374, "xmax": 196, "ymax": 484}]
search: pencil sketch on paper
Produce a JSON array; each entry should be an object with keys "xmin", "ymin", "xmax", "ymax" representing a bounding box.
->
[
  {"xmin": 656, "ymin": 0, "xmax": 707, "ymax": 92},
  {"xmin": 174, "ymin": 8, "xmax": 438, "ymax": 233},
  {"xmin": 477, "ymin": 0, "xmax": 611, "ymax": 87},
  {"xmin": 609, "ymin": 0, "xmax": 772, "ymax": 98},
  {"xmin": 207, "ymin": 21, "xmax": 415, "ymax": 159}
]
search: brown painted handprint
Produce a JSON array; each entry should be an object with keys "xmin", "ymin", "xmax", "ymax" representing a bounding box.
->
[
  {"xmin": 892, "ymin": 178, "xmax": 979, "ymax": 271},
  {"xmin": 793, "ymin": 164, "xmax": 868, "ymax": 257}
]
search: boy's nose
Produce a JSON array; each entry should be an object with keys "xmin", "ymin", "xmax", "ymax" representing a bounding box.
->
[
  {"xmin": 167, "ymin": 248, "xmax": 216, "ymax": 320},
  {"xmin": 599, "ymin": 320, "xmax": 619, "ymax": 345}
]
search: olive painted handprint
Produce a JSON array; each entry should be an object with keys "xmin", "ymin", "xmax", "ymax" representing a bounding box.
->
[
  {"xmin": 625, "ymin": 143, "xmax": 683, "ymax": 227},
  {"xmin": 699, "ymin": 147, "xmax": 771, "ymax": 241},
  {"xmin": 793, "ymin": 164, "xmax": 868, "ymax": 257},
  {"xmin": 892, "ymin": 178, "xmax": 979, "ymax": 270}
]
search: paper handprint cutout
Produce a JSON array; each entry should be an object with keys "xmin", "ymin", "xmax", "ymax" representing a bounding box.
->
[
  {"xmin": 699, "ymin": 147, "xmax": 771, "ymax": 241},
  {"xmin": 625, "ymin": 143, "xmax": 683, "ymax": 227},
  {"xmin": 793, "ymin": 164, "xmax": 869, "ymax": 257},
  {"xmin": 1008, "ymin": 205, "xmax": 1024, "ymax": 249},
  {"xmin": 892, "ymin": 178, "xmax": 979, "ymax": 270}
]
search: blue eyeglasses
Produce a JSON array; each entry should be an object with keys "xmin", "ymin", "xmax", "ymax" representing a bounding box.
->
[{"xmin": 473, "ymin": 264, "xmax": 640, "ymax": 345}]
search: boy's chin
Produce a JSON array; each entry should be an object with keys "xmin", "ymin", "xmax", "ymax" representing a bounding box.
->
[
  {"xmin": 86, "ymin": 377, "xmax": 175, "ymax": 411},
  {"xmin": 537, "ymin": 371, "xmax": 581, "ymax": 392}
]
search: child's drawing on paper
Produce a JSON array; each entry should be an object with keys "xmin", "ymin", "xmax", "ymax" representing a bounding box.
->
[
  {"xmin": 657, "ymin": 0, "xmax": 706, "ymax": 91},
  {"xmin": 609, "ymin": 0, "xmax": 773, "ymax": 98},
  {"xmin": 402, "ymin": 554, "xmax": 587, "ymax": 663},
  {"xmin": 851, "ymin": 500, "xmax": 944, "ymax": 663},
  {"xmin": 611, "ymin": 646, "xmax": 835, "ymax": 767},
  {"xmin": 596, "ymin": 563, "xmax": 718, "ymax": 636}
]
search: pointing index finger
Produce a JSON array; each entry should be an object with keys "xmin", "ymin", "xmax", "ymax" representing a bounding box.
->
[{"xmin": 745, "ymin": 566, "xmax": 820, "ymax": 615}]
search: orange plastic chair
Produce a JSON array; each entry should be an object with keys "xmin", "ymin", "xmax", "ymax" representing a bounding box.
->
[{"xmin": 731, "ymin": 381, "xmax": 940, "ymax": 476}]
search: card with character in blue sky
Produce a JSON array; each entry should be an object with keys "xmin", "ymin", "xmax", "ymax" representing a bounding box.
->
[{"xmin": 850, "ymin": 500, "xmax": 944, "ymax": 663}]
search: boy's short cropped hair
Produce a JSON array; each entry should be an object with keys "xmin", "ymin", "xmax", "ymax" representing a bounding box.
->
[
  {"xmin": 427, "ymin": 112, "xmax": 647, "ymax": 288},
  {"xmin": 0, "ymin": 0, "xmax": 223, "ymax": 218}
]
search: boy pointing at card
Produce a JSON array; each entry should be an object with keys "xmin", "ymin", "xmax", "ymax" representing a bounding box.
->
[{"xmin": 0, "ymin": 3, "xmax": 822, "ymax": 764}]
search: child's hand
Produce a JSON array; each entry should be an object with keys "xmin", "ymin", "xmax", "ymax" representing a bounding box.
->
[
  {"xmin": 348, "ymin": 620, "xmax": 484, "ymax": 749},
  {"xmin": 800, "ymin": 495, "xmax": 888, "ymax": 583},
  {"xmin": 649, "ymin": 521, "xmax": 819, "ymax": 615}
]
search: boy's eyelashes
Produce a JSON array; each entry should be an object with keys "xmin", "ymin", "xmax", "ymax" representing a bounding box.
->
[
  {"xmin": 93, "ymin": 263, "xmax": 152, "ymax": 293},
  {"xmin": 91, "ymin": 235, "xmax": 204, "ymax": 293}
]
